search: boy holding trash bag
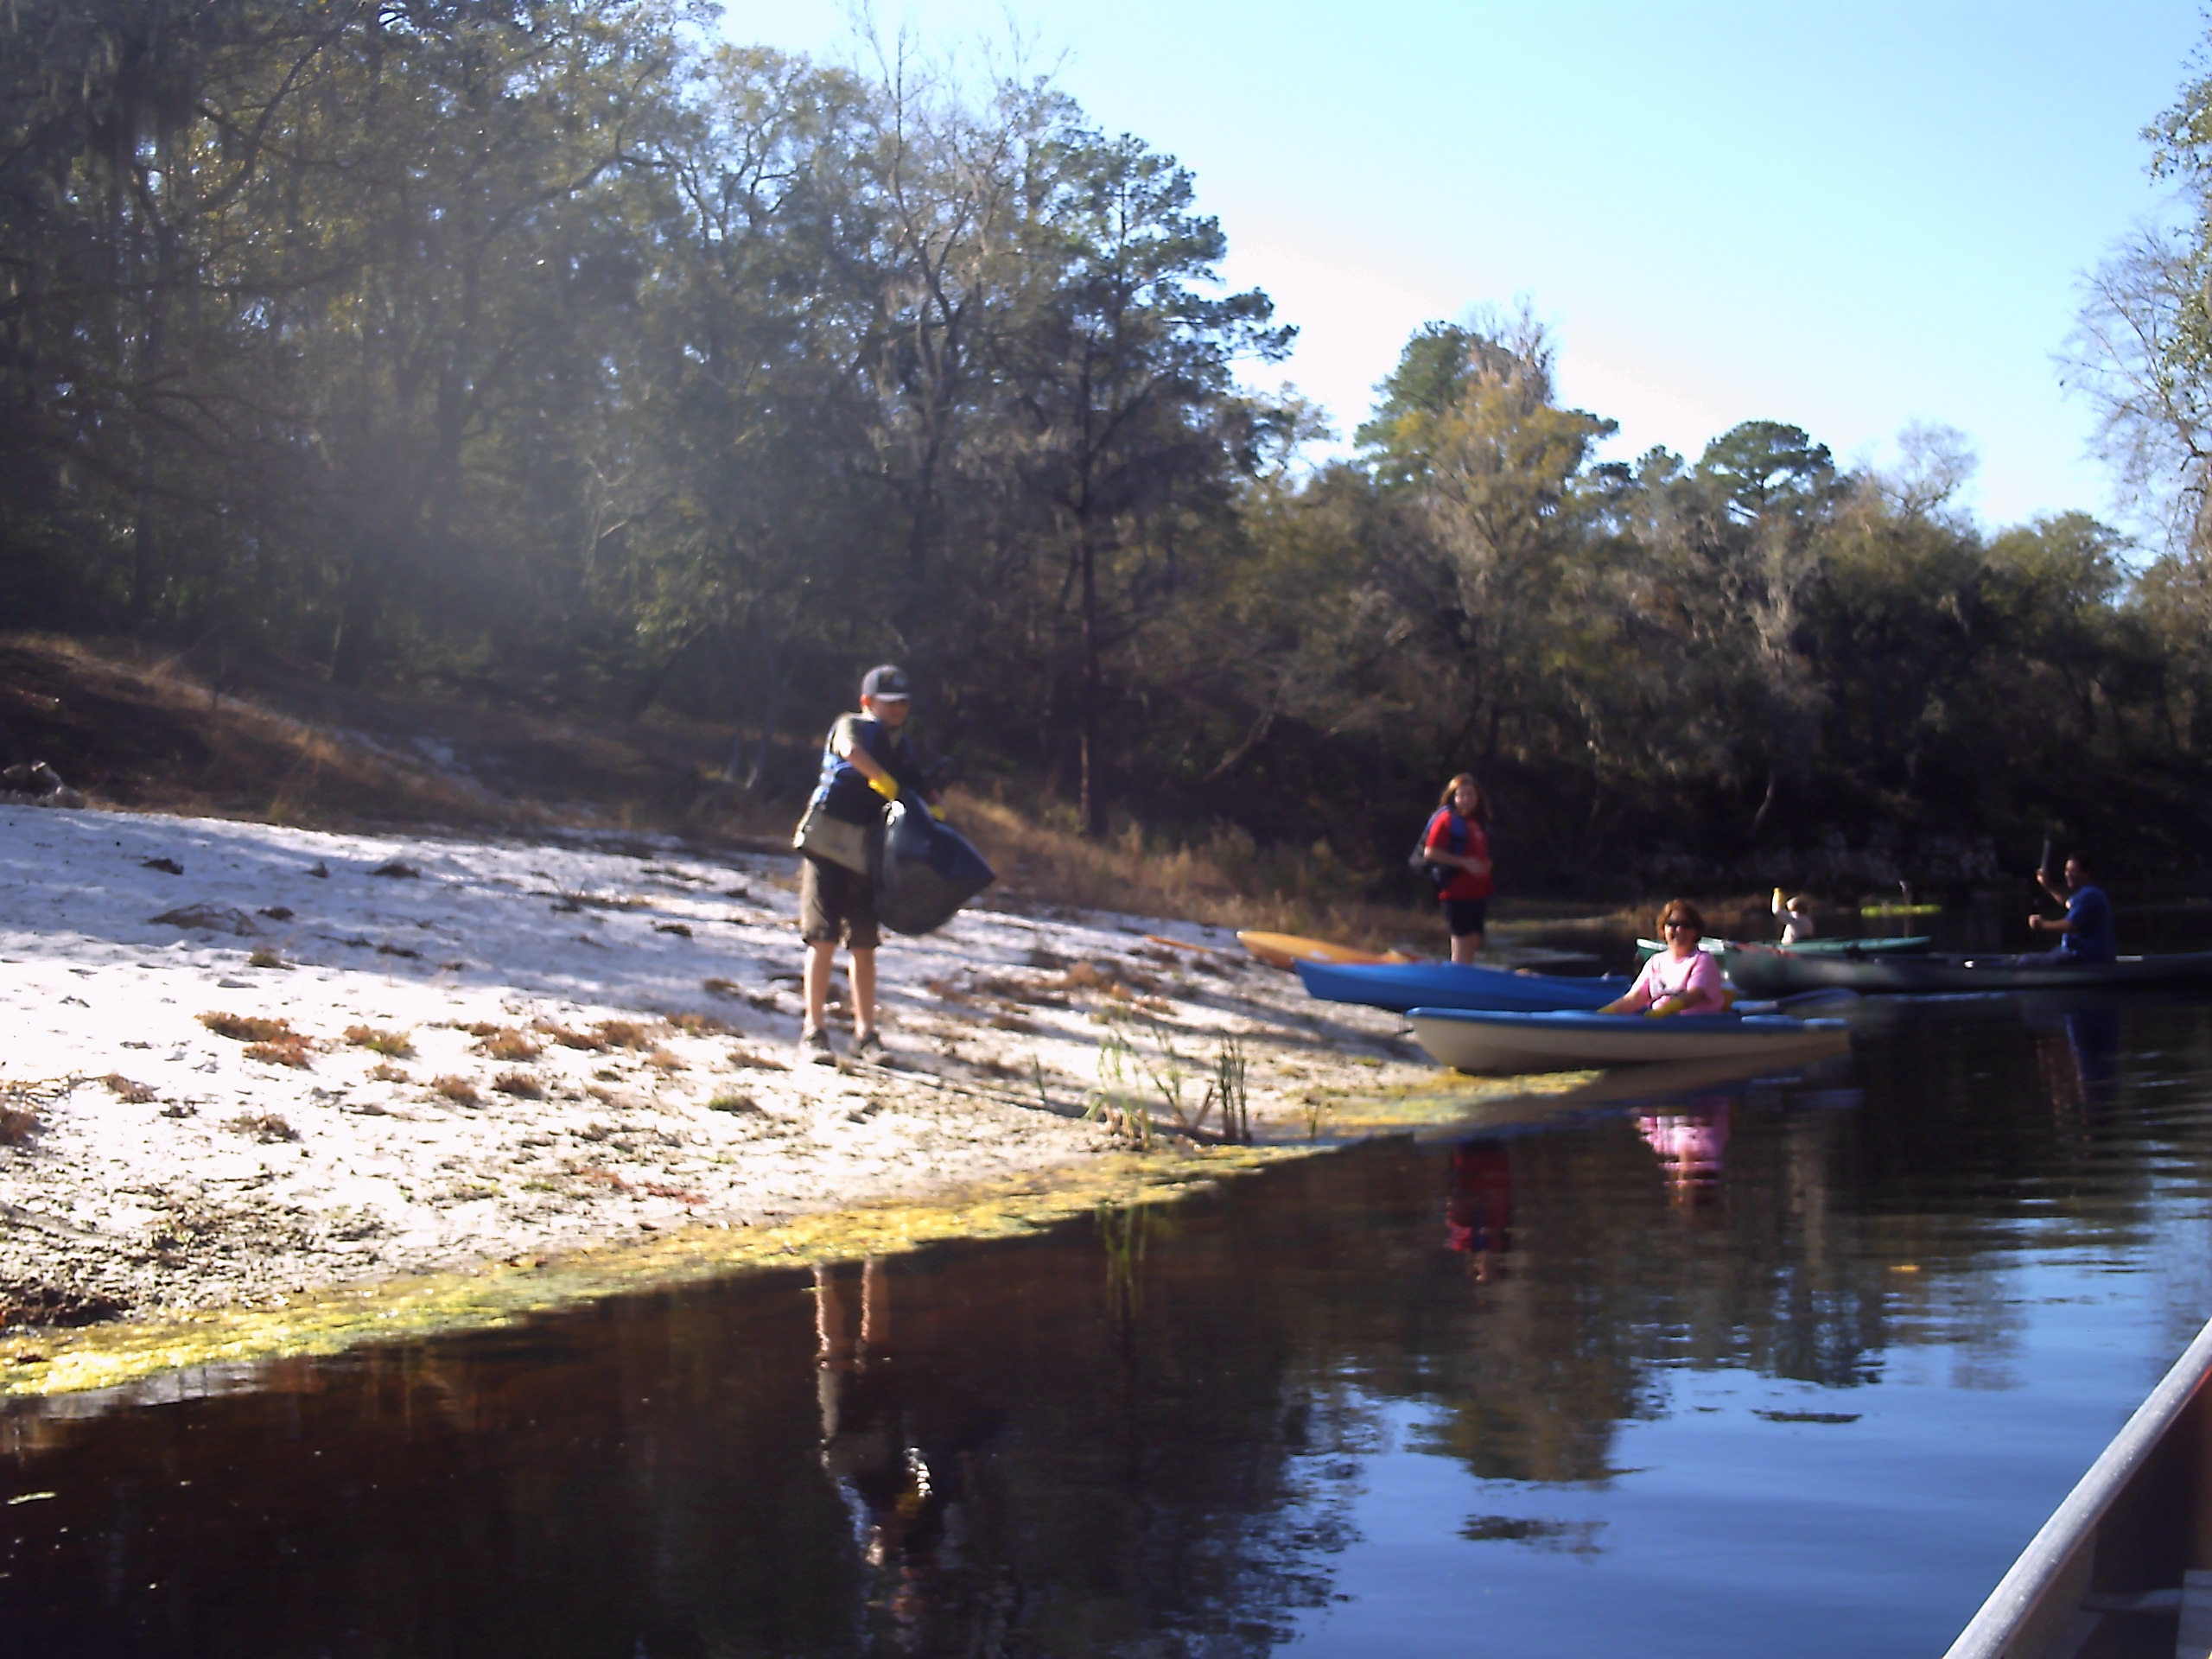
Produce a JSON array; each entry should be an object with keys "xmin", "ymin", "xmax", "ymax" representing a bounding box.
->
[{"xmin": 791, "ymin": 665, "xmax": 932, "ymax": 1065}]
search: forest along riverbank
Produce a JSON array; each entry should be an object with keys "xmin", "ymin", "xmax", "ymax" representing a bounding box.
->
[{"xmin": 0, "ymin": 804, "xmax": 1437, "ymax": 1356}]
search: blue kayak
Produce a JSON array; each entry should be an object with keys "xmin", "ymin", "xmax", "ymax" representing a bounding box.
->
[{"xmin": 1297, "ymin": 957, "xmax": 1626, "ymax": 1014}]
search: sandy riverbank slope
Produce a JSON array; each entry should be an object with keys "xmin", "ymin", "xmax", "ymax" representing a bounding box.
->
[{"xmin": 0, "ymin": 804, "xmax": 1427, "ymax": 1328}]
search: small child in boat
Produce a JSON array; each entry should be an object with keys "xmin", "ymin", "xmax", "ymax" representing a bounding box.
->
[{"xmin": 1772, "ymin": 888, "xmax": 1817, "ymax": 945}]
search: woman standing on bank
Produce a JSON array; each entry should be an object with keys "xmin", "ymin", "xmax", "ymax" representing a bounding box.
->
[{"xmin": 1421, "ymin": 773, "xmax": 1494, "ymax": 963}]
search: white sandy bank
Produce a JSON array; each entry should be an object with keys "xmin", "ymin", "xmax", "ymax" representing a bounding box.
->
[{"xmin": 0, "ymin": 804, "xmax": 1422, "ymax": 1325}]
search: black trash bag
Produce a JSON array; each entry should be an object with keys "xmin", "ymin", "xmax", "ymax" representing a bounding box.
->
[{"xmin": 874, "ymin": 799, "xmax": 995, "ymax": 936}]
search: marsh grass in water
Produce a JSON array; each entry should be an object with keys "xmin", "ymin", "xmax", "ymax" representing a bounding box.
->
[
  {"xmin": 1096, "ymin": 1198, "xmax": 1153, "ymax": 1328},
  {"xmin": 1085, "ymin": 1028, "xmax": 1153, "ymax": 1150},
  {"xmin": 1141, "ymin": 1023, "xmax": 1194, "ymax": 1129},
  {"xmin": 1085, "ymin": 1015, "xmax": 1253, "ymax": 1147},
  {"xmin": 1202, "ymin": 1035, "xmax": 1251, "ymax": 1143}
]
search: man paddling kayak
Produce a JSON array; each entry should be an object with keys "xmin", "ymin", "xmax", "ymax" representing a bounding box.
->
[{"xmin": 2030, "ymin": 854, "xmax": 2116, "ymax": 965}]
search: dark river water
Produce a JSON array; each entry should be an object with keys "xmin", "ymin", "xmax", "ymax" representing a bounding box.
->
[{"xmin": 13, "ymin": 982, "xmax": 2212, "ymax": 1656}]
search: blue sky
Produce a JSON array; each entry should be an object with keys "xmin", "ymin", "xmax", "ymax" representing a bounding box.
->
[{"xmin": 725, "ymin": 1, "xmax": 2203, "ymax": 531}]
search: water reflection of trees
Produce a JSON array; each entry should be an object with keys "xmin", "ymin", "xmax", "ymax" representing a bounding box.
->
[{"xmin": 10, "ymin": 1003, "xmax": 2212, "ymax": 1652}]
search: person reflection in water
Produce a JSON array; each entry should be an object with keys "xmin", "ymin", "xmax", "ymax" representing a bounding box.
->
[
  {"xmin": 1637, "ymin": 1100, "xmax": 1732, "ymax": 1206},
  {"xmin": 1446, "ymin": 1139, "xmax": 1513, "ymax": 1280},
  {"xmin": 2065, "ymin": 1007, "xmax": 2121, "ymax": 1094},
  {"xmin": 815, "ymin": 1258, "xmax": 946, "ymax": 1649},
  {"xmin": 2035, "ymin": 1005, "xmax": 2122, "ymax": 1122}
]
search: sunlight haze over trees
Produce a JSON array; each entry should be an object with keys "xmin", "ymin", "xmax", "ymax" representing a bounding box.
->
[{"xmin": 9, "ymin": 0, "xmax": 2212, "ymax": 897}]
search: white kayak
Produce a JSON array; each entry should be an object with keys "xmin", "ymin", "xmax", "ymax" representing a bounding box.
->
[{"xmin": 1407, "ymin": 1007, "xmax": 1851, "ymax": 1075}]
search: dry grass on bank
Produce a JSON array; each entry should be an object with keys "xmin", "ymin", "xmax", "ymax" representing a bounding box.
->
[
  {"xmin": 0, "ymin": 633, "xmax": 513, "ymax": 828},
  {"xmin": 935, "ymin": 791, "xmax": 1715, "ymax": 950},
  {"xmin": 5, "ymin": 632, "xmax": 1658, "ymax": 950},
  {"xmin": 942, "ymin": 789, "xmax": 1453, "ymax": 951},
  {"xmin": 0, "ymin": 632, "xmax": 749, "ymax": 834}
]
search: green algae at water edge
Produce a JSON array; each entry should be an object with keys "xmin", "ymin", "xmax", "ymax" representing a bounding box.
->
[
  {"xmin": 0, "ymin": 1144, "xmax": 1302, "ymax": 1402},
  {"xmin": 0, "ymin": 1062, "xmax": 1710, "ymax": 1402},
  {"xmin": 1290, "ymin": 1070, "xmax": 1602, "ymax": 1137}
]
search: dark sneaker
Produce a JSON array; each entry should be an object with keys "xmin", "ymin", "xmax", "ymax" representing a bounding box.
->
[
  {"xmin": 851, "ymin": 1029, "xmax": 887, "ymax": 1065},
  {"xmin": 798, "ymin": 1027, "xmax": 836, "ymax": 1066}
]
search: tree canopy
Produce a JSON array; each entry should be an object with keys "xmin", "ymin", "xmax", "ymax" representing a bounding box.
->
[{"xmin": 5, "ymin": 1, "xmax": 2210, "ymax": 895}]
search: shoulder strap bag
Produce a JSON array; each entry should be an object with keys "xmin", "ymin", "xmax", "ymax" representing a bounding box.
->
[{"xmin": 793, "ymin": 798, "xmax": 878, "ymax": 874}]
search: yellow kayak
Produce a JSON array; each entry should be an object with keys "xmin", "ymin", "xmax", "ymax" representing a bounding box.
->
[{"xmin": 1236, "ymin": 931, "xmax": 1415, "ymax": 971}]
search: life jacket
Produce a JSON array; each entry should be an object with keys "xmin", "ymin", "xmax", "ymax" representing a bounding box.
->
[{"xmin": 1409, "ymin": 808, "xmax": 1466, "ymax": 891}]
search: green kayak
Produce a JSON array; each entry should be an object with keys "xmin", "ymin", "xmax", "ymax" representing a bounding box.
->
[
  {"xmin": 1721, "ymin": 944, "xmax": 2212, "ymax": 998},
  {"xmin": 1633, "ymin": 934, "xmax": 1930, "ymax": 964}
]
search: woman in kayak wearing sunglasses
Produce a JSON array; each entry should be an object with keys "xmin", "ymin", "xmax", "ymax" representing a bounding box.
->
[{"xmin": 1601, "ymin": 899, "xmax": 1730, "ymax": 1017}]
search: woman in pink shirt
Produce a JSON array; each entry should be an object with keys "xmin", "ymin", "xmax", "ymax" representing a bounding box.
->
[{"xmin": 1601, "ymin": 899, "xmax": 1731, "ymax": 1017}]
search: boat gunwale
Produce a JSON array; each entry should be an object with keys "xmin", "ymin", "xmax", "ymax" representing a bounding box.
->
[
  {"xmin": 1408, "ymin": 1007, "xmax": 1839, "ymax": 1033},
  {"xmin": 1944, "ymin": 1311, "xmax": 2212, "ymax": 1659}
]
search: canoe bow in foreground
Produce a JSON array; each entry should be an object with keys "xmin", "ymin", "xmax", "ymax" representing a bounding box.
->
[{"xmin": 1945, "ymin": 1312, "xmax": 2212, "ymax": 1659}]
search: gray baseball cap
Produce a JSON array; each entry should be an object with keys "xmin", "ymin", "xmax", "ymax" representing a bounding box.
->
[{"xmin": 861, "ymin": 664, "xmax": 912, "ymax": 702}]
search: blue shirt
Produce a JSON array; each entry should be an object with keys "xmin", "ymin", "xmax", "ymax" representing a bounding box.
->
[{"xmin": 2057, "ymin": 884, "xmax": 2115, "ymax": 964}]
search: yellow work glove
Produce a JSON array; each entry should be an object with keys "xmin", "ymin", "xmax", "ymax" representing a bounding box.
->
[{"xmin": 868, "ymin": 773, "xmax": 901, "ymax": 802}]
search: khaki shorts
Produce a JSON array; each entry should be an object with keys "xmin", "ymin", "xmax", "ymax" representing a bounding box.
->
[{"xmin": 799, "ymin": 853, "xmax": 880, "ymax": 950}]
